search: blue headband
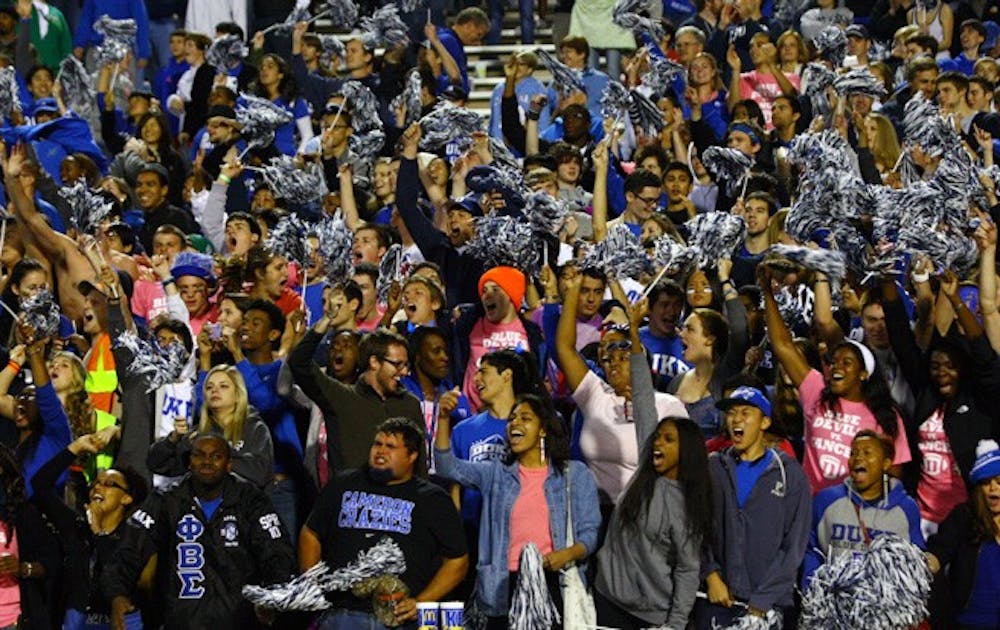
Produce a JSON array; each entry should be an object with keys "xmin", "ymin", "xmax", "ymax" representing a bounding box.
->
[{"xmin": 730, "ymin": 123, "xmax": 760, "ymax": 145}]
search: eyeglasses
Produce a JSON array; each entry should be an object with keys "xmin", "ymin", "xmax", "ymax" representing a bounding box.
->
[
  {"xmin": 602, "ymin": 339, "xmax": 632, "ymax": 351},
  {"xmin": 89, "ymin": 478, "xmax": 128, "ymax": 493},
  {"xmin": 381, "ymin": 357, "xmax": 409, "ymax": 372},
  {"xmin": 637, "ymin": 195, "xmax": 660, "ymax": 206}
]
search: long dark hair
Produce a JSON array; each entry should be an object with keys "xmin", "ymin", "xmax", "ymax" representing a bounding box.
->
[
  {"xmin": 506, "ymin": 394, "xmax": 570, "ymax": 472},
  {"xmin": 0, "ymin": 444, "xmax": 26, "ymax": 538},
  {"xmin": 971, "ymin": 477, "xmax": 1000, "ymax": 543},
  {"xmin": 253, "ymin": 53, "xmax": 299, "ymax": 103},
  {"xmin": 820, "ymin": 341, "xmax": 900, "ymax": 439},
  {"xmin": 617, "ymin": 416, "xmax": 713, "ymax": 540}
]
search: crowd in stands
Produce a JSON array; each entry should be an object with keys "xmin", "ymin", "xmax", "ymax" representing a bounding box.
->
[{"xmin": 0, "ymin": 0, "xmax": 997, "ymax": 628}]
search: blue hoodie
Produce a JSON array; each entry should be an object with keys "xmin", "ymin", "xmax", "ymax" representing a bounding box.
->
[{"xmin": 803, "ymin": 476, "xmax": 924, "ymax": 588}]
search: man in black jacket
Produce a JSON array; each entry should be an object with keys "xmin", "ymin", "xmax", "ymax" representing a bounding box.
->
[
  {"xmin": 134, "ymin": 163, "xmax": 198, "ymax": 253},
  {"xmin": 103, "ymin": 434, "xmax": 296, "ymax": 630}
]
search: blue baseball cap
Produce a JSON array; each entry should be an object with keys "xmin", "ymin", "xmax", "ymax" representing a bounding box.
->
[{"xmin": 716, "ymin": 386, "xmax": 772, "ymax": 417}]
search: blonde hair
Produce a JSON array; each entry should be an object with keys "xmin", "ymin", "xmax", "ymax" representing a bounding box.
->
[
  {"xmin": 866, "ymin": 113, "xmax": 901, "ymax": 173},
  {"xmin": 776, "ymin": 30, "xmax": 808, "ymax": 65},
  {"xmin": 199, "ymin": 365, "xmax": 249, "ymax": 444},
  {"xmin": 52, "ymin": 352, "xmax": 93, "ymax": 437},
  {"xmin": 689, "ymin": 52, "xmax": 724, "ymax": 91}
]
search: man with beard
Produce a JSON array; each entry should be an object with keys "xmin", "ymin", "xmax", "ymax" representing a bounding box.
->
[
  {"xmin": 103, "ymin": 434, "xmax": 296, "ymax": 630},
  {"xmin": 731, "ymin": 192, "xmax": 776, "ymax": 288},
  {"xmin": 299, "ymin": 418, "xmax": 468, "ymax": 629},
  {"xmin": 290, "ymin": 325, "xmax": 422, "ymax": 473},
  {"xmin": 456, "ymin": 266, "xmax": 544, "ymax": 412}
]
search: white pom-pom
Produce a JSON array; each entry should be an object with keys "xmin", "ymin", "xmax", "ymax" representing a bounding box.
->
[{"xmin": 976, "ymin": 439, "xmax": 999, "ymax": 458}]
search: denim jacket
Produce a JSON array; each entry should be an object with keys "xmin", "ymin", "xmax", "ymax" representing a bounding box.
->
[{"xmin": 435, "ymin": 448, "xmax": 601, "ymax": 616}]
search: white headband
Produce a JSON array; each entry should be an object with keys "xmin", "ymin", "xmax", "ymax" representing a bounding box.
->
[{"xmin": 844, "ymin": 339, "xmax": 876, "ymax": 376}]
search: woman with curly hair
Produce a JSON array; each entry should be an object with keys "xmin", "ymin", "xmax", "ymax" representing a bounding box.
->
[{"xmin": 253, "ymin": 54, "xmax": 314, "ymax": 156}]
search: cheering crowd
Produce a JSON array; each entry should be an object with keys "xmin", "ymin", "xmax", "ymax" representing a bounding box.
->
[{"xmin": 0, "ymin": 0, "xmax": 997, "ymax": 628}]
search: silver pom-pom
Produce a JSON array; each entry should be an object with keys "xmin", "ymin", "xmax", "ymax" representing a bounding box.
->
[
  {"xmin": 765, "ymin": 244, "xmax": 847, "ymax": 295},
  {"xmin": 525, "ymin": 191, "xmax": 569, "ymax": 235},
  {"xmin": 317, "ymin": 0, "xmax": 359, "ymax": 29},
  {"xmin": 58, "ymin": 181, "xmax": 114, "ymax": 234},
  {"xmin": 897, "ymin": 224, "xmax": 978, "ymax": 276},
  {"xmin": 813, "ymin": 26, "xmax": 847, "ymax": 66},
  {"xmin": 206, "ymin": 35, "xmax": 248, "ymax": 73},
  {"xmin": 377, "ymin": 243, "xmax": 405, "ymax": 303},
  {"xmin": 508, "ymin": 543, "xmax": 560, "ymax": 630},
  {"xmin": 579, "ymin": 224, "xmax": 647, "ymax": 280},
  {"xmin": 236, "ymin": 93, "xmax": 295, "ymax": 150},
  {"xmin": 466, "ymin": 164, "xmax": 527, "ymax": 211},
  {"xmin": 115, "ymin": 331, "xmax": 190, "ymax": 392},
  {"xmin": 463, "ymin": 215, "xmax": 541, "ymax": 277},
  {"xmin": 358, "ymin": 4, "xmax": 409, "ymax": 50},
  {"xmin": 716, "ymin": 609, "xmax": 784, "ymax": 630},
  {"xmin": 316, "ymin": 537, "xmax": 407, "ymax": 591},
  {"xmin": 263, "ymin": 0, "xmax": 312, "ymax": 35},
  {"xmin": 629, "ymin": 89, "xmax": 666, "ymax": 137},
  {"xmin": 0, "ymin": 67, "xmax": 21, "ymax": 118},
  {"xmin": 21, "ymin": 289, "xmax": 61, "ymax": 339},
  {"xmin": 701, "ymin": 146, "xmax": 755, "ymax": 197},
  {"xmin": 685, "ymin": 212, "xmax": 747, "ymax": 268},
  {"xmin": 536, "ymin": 49, "xmax": 585, "ymax": 97},
  {"xmin": 340, "ymin": 80, "xmax": 383, "ymax": 134},
  {"xmin": 392, "ymin": 69, "xmax": 423, "ymax": 127},
  {"xmin": 802, "ymin": 62, "xmax": 835, "ymax": 120},
  {"xmin": 253, "ymin": 155, "xmax": 328, "ymax": 206},
  {"xmin": 833, "ymin": 67, "xmax": 887, "ymax": 99},
  {"xmin": 649, "ymin": 236, "xmax": 698, "ymax": 277},
  {"xmin": 902, "ymin": 93, "xmax": 959, "ymax": 158},
  {"xmin": 399, "ymin": 0, "xmax": 428, "ymax": 11},
  {"xmin": 313, "ymin": 216, "xmax": 354, "ymax": 283},
  {"xmin": 600, "ymin": 80, "xmax": 632, "ymax": 122},
  {"xmin": 242, "ymin": 561, "xmax": 332, "ymax": 612},
  {"xmin": 800, "ymin": 533, "xmax": 931, "ymax": 630},
  {"xmin": 93, "ymin": 15, "xmax": 137, "ymax": 68},
  {"xmin": 612, "ymin": 0, "xmax": 665, "ymax": 39},
  {"xmin": 264, "ymin": 213, "xmax": 311, "ymax": 264},
  {"xmin": 56, "ymin": 56, "xmax": 95, "ymax": 117},
  {"xmin": 349, "ymin": 128, "xmax": 386, "ymax": 163},
  {"xmin": 640, "ymin": 46, "xmax": 686, "ymax": 98},
  {"xmin": 418, "ymin": 102, "xmax": 484, "ymax": 150},
  {"xmin": 318, "ymin": 34, "xmax": 346, "ymax": 69}
]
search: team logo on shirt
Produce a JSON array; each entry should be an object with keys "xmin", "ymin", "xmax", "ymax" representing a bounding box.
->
[
  {"xmin": 176, "ymin": 514, "xmax": 206, "ymax": 599},
  {"xmin": 220, "ymin": 517, "xmax": 240, "ymax": 547},
  {"xmin": 338, "ymin": 492, "xmax": 415, "ymax": 534}
]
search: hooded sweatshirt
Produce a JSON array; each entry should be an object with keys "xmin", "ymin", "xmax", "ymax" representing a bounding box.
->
[{"xmin": 802, "ymin": 476, "xmax": 924, "ymax": 588}]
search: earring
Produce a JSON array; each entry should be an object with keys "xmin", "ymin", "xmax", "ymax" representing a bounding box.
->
[
  {"xmin": 882, "ymin": 472, "xmax": 889, "ymax": 500},
  {"xmin": 540, "ymin": 436, "xmax": 546, "ymax": 463}
]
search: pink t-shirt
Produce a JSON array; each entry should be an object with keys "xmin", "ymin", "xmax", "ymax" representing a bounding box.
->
[
  {"xmin": 738, "ymin": 70, "xmax": 802, "ymax": 129},
  {"xmin": 916, "ymin": 407, "xmax": 968, "ymax": 523},
  {"xmin": 799, "ymin": 369, "xmax": 911, "ymax": 493},
  {"xmin": 0, "ymin": 523, "xmax": 20, "ymax": 627},
  {"xmin": 508, "ymin": 465, "xmax": 553, "ymax": 570},
  {"xmin": 130, "ymin": 278, "xmax": 170, "ymax": 322},
  {"xmin": 462, "ymin": 317, "xmax": 529, "ymax": 411},
  {"xmin": 574, "ymin": 370, "xmax": 688, "ymax": 504}
]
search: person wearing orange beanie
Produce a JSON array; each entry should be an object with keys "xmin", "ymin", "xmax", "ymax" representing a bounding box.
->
[{"xmin": 477, "ymin": 266, "xmax": 527, "ymax": 311}]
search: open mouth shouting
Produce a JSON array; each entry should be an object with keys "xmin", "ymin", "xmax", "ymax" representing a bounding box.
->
[{"xmin": 508, "ymin": 427, "xmax": 525, "ymax": 448}]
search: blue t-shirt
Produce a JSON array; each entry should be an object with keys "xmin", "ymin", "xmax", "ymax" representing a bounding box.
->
[
  {"xmin": 197, "ymin": 496, "xmax": 223, "ymax": 520},
  {"xmin": 451, "ymin": 412, "xmax": 509, "ymax": 523},
  {"xmin": 271, "ymin": 96, "xmax": 311, "ymax": 156},
  {"xmin": 735, "ymin": 449, "xmax": 774, "ymax": 508},
  {"xmin": 639, "ymin": 326, "xmax": 690, "ymax": 382},
  {"xmin": 297, "ymin": 280, "xmax": 328, "ymax": 326}
]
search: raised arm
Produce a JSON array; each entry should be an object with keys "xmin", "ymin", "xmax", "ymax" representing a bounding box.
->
[
  {"xmin": 811, "ymin": 272, "xmax": 845, "ymax": 348},
  {"xmin": 625, "ymin": 297, "xmax": 659, "ymax": 446},
  {"xmin": 554, "ymin": 267, "xmax": 591, "ymax": 392},
  {"xmin": 974, "ymin": 214, "xmax": 1000, "ymax": 352},
  {"xmin": 759, "ymin": 266, "xmax": 811, "ymax": 387},
  {"xmin": 591, "ymin": 140, "xmax": 609, "ymax": 242}
]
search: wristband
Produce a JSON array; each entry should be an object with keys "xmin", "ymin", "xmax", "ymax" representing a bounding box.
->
[
  {"xmin": 527, "ymin": 110, "xmax": 541, "ymax": 121},
  {"xmin": 814, "ymin": 279, "xmax": 829, "ymax": 284},
  {"xmin": 217, "ymin": 174, "xmax": 232, "ymax": 185},
  {"xmin": 6, "ymin": 361, "xmax": 20, "ymax": 374},
  {"xmin": 161, "ymin": 277, "xmax": 176, "ymax": 287},
  {"xmin": 911, "ymin": 271, "xmax": 930, "ymax": 284}
]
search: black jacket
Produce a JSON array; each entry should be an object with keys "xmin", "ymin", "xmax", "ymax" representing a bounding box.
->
[
  {"xmin": 101, "ymin": 474, "xmax": 296, "ymax": 630},
  {"xmin": 926, "ymin": 503, "xmax": 989, "ymax": 628},
  {"xmin": 883, "ymin": 295, "xmax": 1000, "ymax": 495}
]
